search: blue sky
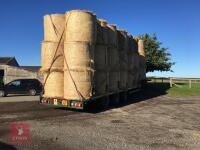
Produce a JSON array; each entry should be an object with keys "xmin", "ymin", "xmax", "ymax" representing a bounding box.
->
[{"xmin": 0, "ymin": 0, "xmax": 199, "ymax": 77}]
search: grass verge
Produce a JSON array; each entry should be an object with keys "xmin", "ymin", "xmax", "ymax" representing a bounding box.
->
[{"xmin": 144, "ymin": 82, "xmax": 200, "ymax": 96}]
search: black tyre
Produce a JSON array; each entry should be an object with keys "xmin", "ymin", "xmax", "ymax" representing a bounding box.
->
[
  {"xmin": 0, "ymin": 90, "xmax": 6, "ymax": 97},
  {"xmin": 29, "ymin": 89, "xmax": 36, "ymax": 96}
]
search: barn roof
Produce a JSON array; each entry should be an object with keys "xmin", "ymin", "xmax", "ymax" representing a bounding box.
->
[{"xmin": 0, "ymin": 57, "xmax": 15, "ymax": 64}]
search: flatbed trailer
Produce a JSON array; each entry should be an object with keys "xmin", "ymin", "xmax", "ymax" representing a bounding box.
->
[{"xmin": 40, "ymin": 88, "xmax": 141, "ymax": 110}]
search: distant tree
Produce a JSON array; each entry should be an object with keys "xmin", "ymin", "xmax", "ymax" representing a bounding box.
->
[{"xmin": 140, "ymin": 34, "xmax": 175, "ymax": 73}]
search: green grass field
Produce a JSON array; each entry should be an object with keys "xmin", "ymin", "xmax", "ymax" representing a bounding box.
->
[
  {"xmin": 145, "ymin": 82, "xmax": 200, "ymax": 96},
  {"xmin": 167, "ymin": 83, "xmax": 200, "ymax": 96}
]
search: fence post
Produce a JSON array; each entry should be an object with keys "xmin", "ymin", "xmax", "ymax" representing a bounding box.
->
[
  {"xmin": 170, "ymin": 78, "xmax": 173, "ymax": 87},
  {"xmin": 189, "ymin": 80, "xmax": 191, "ymax": 88}
]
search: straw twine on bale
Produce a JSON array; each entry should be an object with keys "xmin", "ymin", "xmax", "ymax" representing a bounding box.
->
[
  {"xmin": 64, "ymin": 42, "xmax": 95, "ymax": 69},
  {"xmin": 65, "ymin": 10, "xmax": 97, "ymax": 43},
  {"xmin": 41, "ymin": 41, "xmax": 64, "ymax": 70},
  {"xmin": 41, "ymin": 9, "xmax": 146, "ymax": 99},
  {"xmin": 43, "ymin": 70, "xmax": 64, "ymax": 98},
  {"xmin": 44, "ymin": 14, "xmax": 65, "ymax": 42},
  {"xmin": 42, "ymin": 14, "xmax": 65, "ymax": 98},
  {"xmin": 64, "ymin": 69, "xmax": 94, "ymax": 100},
  {"xmin": 64, "ymin": 10, "xmax": 97, "ymax": 100}
]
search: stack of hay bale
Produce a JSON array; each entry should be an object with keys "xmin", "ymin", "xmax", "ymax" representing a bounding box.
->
[
  {"xmin": 41, "ymin": 14, "xmax": 65, "ymax": 98},
  {"xmin": 41, "ymin": 10, "xmax": 146, "ymax": 100},
  {"xmin": 64, "ymin": 10, "xmax": 97, "ymax": 100}
]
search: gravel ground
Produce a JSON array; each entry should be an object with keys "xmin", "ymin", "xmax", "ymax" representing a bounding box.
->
[
  {"xmin": 0, "ymin": 95, "xmax": 39, "ymax": 103},
  {"xmin": 0, "ymin": 93, "xmax": 200, "ymax": 150}
]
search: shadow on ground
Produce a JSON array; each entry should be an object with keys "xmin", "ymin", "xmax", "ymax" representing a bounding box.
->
[
  {"xmin": 0, "ymin": 141, "xmax": 17, "ymax": 150},
  {"xmin": 57, "ymin": 83, "xmax": 170, "ymax": 113}
]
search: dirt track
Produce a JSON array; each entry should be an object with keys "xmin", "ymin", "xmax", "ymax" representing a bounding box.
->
[{"xmin": 0, "ymin": 93, "xmax": 200, "ymax": 150}]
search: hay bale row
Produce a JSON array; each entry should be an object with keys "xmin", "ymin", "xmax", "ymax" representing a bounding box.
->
[{"xmin": 41, "ymin": 10, "xmax": 146, "ymax": 100}]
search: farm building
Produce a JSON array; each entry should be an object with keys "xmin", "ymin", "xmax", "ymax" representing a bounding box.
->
[{"xmin": 0, "ymin": 57, "xmax": 42, "ymax": 84}]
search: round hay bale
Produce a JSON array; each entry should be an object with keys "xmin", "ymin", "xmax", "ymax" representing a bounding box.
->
[
  {"xmin": 138, "ymin": 56, "xmax": 146, "ymax": 80},
  {"xmin": 119, "ymin": 71, "xmax": 127, "ymax": 89},
  {"xmin": 43, "ymin": 70, "xmax": 64, "ymax": 98},
  {"xmin": 95, "ymin": 19, "xmax": 108, "ymax": 95},
  {"xmin": 94, "ymin": 44, "xmax": 107, "ymax": 70},
  {"xmin": 138, "ymin": 39, "xmax": 145, "ymax": 56},
  {"xmin": 64, "ymin": 42, "xmax": 94, "ymax": 69},
  {"xmin": 64, "ymin": 10, "xmax": 96, "ymax": 99},
  {"xmin": 65, "ymin": 10, "xmax": 97, "ymax": 43},
  {"xmin": 132, "ymin": 37, "xmax": 138, "ymax": 53},
  {"xmin": 64, "ymin": 69, "xmax": 93, "ymax": 100},
  {"xmin": 64, "ymin": 10, "xmax": 96, "ymax": 100},
  {"xmin": 98, "ymin": 19, "xmax": 107, "ymax": 27},
  {"xmin": 133, "ymin": 54, "xmax": 140, "ymax": 88},
  {"xmin": 44, "ymin": 14, "xmax": 65, "ymax": 42},
  {"xmin": 94, "ymin": 71, "xmax": 107, "ymax": 95},
  {"xmin": 117, "ymin": 29, "xmax": 128, "ymax": 51},
  {"xmin": 117, "ymin": 30, "xmax": 128, "ymax": 89},
  {"xmin": 107, "ymin": 24, "xmax": 117, "ymax": 47},
  {"xmin": 108, "ymin": 72, "xmax": 119, "ymax": 92},
  {"xmin": 108, "ymin": 47, "xmax": 119, "ymax": 71},
  {"xmin": 127, "ymin": 36, "xmax": 134, "ymax": 88},
  {"xmin": 96, "ymin": 19, "xmax": 108, "ymax": 44},
  {"xmin": 107, "ymin": 24, "xmax": 119, "ymax": 92},
  {"xmin": 41, "ymin": 41, "xmax": 64, "ymax": 70}
]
